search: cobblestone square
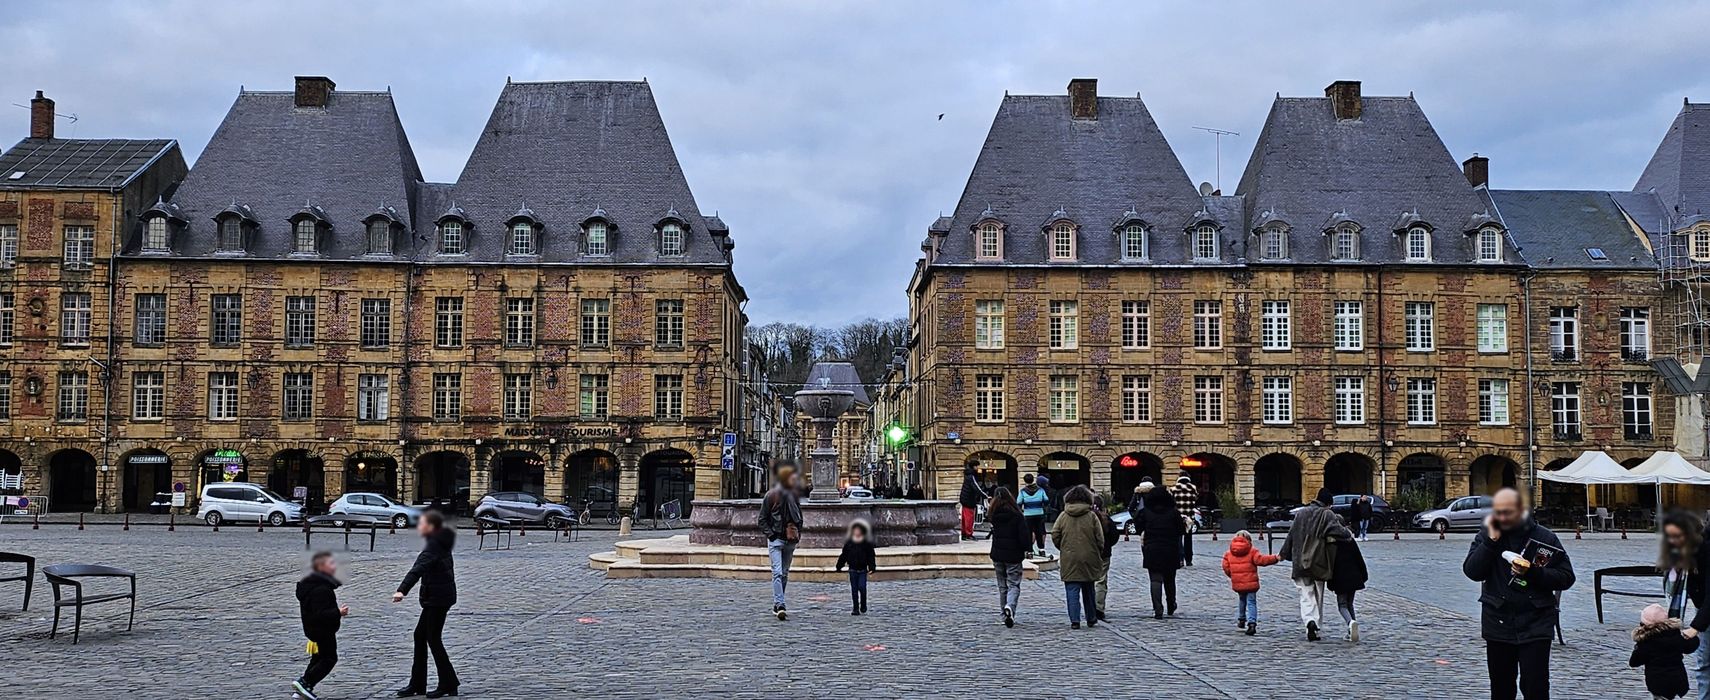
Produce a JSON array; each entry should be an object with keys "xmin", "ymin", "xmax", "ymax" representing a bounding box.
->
[{"xmin": 0, "ymin": 524, "xmax": 1668, "ymax": 698}]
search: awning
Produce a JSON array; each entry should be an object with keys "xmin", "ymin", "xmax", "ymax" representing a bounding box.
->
[
  {"xmin": 1630, "ymin": 451, "xmax": 1710, "ymax": 485},
  {"xmin": 1538, "ymin": 451, "xmax": 1641, "ymax": 484}
]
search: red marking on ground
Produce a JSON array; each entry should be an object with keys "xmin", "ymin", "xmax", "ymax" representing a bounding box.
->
[
  {"xmin": 577, "ymin": 617, "xmax": 602, "ymax": 624},
  {"xmin": 807, "ymin": 595, "xmax": 832, "ymax": 602},
  {"xmin": 1434, "ymin": 659, "xmax": 1450, "ymax": 665},
  {"xmin": 864, "ymin": 644, "xmax": 887, "ymax": 652}
]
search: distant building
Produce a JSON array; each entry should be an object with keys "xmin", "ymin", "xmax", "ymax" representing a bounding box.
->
[{"xmin": 796, "ymin": 361, "xmax": 871, "ymax": 489}]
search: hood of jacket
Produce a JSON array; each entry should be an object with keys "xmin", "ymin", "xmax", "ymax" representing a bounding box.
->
[
  {"xmin": 1022, "ymin": 484, "xmax": 1041, "ymax": 495},
  {"xmin": 846, "ymin": 518, "xmax": 872, "ymax": 538},
  {"xmin": 1635, "ymin": 618, "xmax": 1684, "ymax": 642},
  {"xmin": 1062, "ymin": 502, "xmax": 1092, "ymax": 518},
  {"xmin": 299, "ymin": 570, "xmax": 342, "ymax": 591},
  {"xmin": 1228, "ymin": 535, "xmax": 1253, "ymax": 557},
  {"xmin": 1144, "ymin": 488, "xmax": 1177, "ymax": 514}
]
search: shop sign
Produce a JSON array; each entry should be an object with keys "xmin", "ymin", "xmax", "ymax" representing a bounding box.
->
[
  {"xmin": 502, "ymin": 425, "xmax": 621, "ymax": 439},
  {"xmin": 129, "ymin": 453, "xmax": 170, "ymax": 465}
]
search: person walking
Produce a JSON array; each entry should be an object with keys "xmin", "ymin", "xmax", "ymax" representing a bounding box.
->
[
  {"xmin": 1351, "ymin": 494, "xmax": 1373, "ymax": 542},
  {"xmin": 1632, "ymin": 603, "xmax": 1701, "ymax": 700},
  {"xmin": 1221, "ymin": 530, "xmax": 1280, "ymax": 635},
  {"xmin": 759, "ymin": 462, "xmax": 804, "ymax": 621},
  {"xmin": 1656, "ymin": 509, "xmax": 1710, "ymax": 699},
  {"xmin": 1280, "ymin": 487, "xmax": 1352, "ymax": 642},
  {"xmin": 1017, "ymin": 474, "xmax": 1050, "ymax": 557},
  {"xmin": 1139, "ymin": 486, "xmax": 1185, "ymax": 619},
  {"xmin": 986, "ymin": 487, "xmax": 1030, "ymax": 627},
  {"xmin": 1049, "ymin": 485, "xmax": 1105, "ymax": 629},
  {"xmin": 1462, "ymin": 487, "xmax": 1575, "ymax": 700},
  {"xmin": 958, "ymin": 464, "xmax": 986, "ymax": 541},
  {"xmin": 1170, "ymin": 475, "xmax": 1199, "ymax": 566},
  {"xmin": 1329, "ymin": 533, "xmax": 1369, "ymax": 642},
  {"xmin": 836, "ymin": 519, "xmax": 878, "ymax": 615},
  {"xmin": 293, "ymin": 551, "xmax": 349, "ymax": 700},
  {"xmin": 392, "ymin": 511, "xmax": 459, "ymax": 698},
  {"xmin": 1091, "ymin": 493, "xmax": 1120, "ymax": 622}
]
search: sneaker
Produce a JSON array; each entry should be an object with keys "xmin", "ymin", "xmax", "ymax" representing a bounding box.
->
[
  {"xmin": 1306, "ymin": 621, "xmax": 1320, "ymax": 641},
  {"xmin": 1236, "ymin": 617, "xmax": 1246, "ymax": 630},
  {"xmin": 1167, "ymin": 601, "xmax": 1178, "ymax": 617},
  {"xmin": 1348, "ymin": 619, "xmax": 1360, "ymax": 643},
  {"xmin": 293, "ymin": 681, "xmax": 319, "ymax": 700},
  {"xmin": 1246, "ymin": 622, "xmax": 1257, "ymax": 636},
  {"xmin": 1071, "ymin": 621, "xmax": 1081, "ymax": 629},
  {"xmin": 1003, "ymin": 606, "xmax": 1015, "ymax": 628},
  {"xmin": 775, "ymin": 605, "xmax": 787, "ymax": 621}
]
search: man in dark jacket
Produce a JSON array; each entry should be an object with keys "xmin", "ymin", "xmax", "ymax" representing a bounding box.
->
[
  {"xmin": 958, "ymin": 465, "xmax": 986, "ymax": 541},
  {"xmin": 393, "ymin": 511, "xmax": 459, "ymax": 698},
  {"xmin": 294, "ymin": 551, "xmax": 348, "ymax": 700},
  {"xmin": 1350, "ymin": 494, "xmax": 1374, "ymax": 542},
  {"xmin": 759, "ymin": 462, "xmax": 804, "ymax": 620},
  {"xmin": 1462, "ymin": 488, "xmax": 1574, "ymax": 700},
  {"xmin": 1281, "ymin": 487, "xmax": 1353, "ymax": 641}
]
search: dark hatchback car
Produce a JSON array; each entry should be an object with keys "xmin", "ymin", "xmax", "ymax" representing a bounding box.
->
[{"xmin": 1266, "ymin": 494, "xmax": 1393, "ymax": 530}]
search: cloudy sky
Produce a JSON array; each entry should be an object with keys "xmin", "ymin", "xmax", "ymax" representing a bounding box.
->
[{"xmin": 4, "ymin": 1, "xmax": 1707, "ymax": 325}]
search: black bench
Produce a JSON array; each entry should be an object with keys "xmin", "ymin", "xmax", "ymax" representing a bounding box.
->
[
  {"xmin": 476, "ymin": 516, "xmax": 513, "ymax": 550},
  {"xmin": 304, "ymin": 515, "xmax": 379, "ymax": 552},
  {"xmin": 42, "ymin": 564, "xmax": 135, "ymax": 644},
  {"xmin": 548, "ymin": 513, "xmax": 580, "ymax": 542},
  {"xmin": 1595, "ymin": 565, "xmax": 1662, "ymax": 624},
  {"xmin": 0, "ymin": 552, "xmax": 33, "ymax": 610}
]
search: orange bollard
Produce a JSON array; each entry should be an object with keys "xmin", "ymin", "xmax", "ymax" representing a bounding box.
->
[
  {"xmin": 258, "ymin": 520, "xmax": 265, "ymax": 533},
  {"xmin": 123, "ymin": 513, "xmax": 130, "ymax": 531},
  {"xmin": 1393, "ymin": 528, "xmax": 1400, "ymax": 540},
  {"xmin": 33, "ymin": 514, "xmax": 40, "ymax": 530},
  {"xmin": 78, "ymin": 513, "xmax": 85, "ymax": 531},
  {"xmin": 518, "ymin": 523, "xmax": 526, "ymax": 538},
  {"xmin": 212, "ymin": 518, "xmax": 219, "ymax": 532}
]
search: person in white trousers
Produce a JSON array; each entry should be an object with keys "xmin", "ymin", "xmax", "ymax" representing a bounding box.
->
[{"xmin": 1279, "ymin": 488, "xmax": 1352, "ymax": 641}]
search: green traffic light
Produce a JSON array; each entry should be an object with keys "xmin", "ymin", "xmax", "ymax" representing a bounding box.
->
[{"xmin": 885, "ymin": 423, "xmax": 909, "ymax": 445}]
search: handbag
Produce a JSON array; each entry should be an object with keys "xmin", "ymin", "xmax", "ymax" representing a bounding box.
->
[{"xmin": 784, "ymin": 522, "xmax": 800, "ymax": 543}]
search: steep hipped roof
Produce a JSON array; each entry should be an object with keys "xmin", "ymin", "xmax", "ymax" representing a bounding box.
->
[
  {"xmin": 441, "ymin": 80, "xmax": 728, "ymax": 265},
  {"xmin": 1488, "ymin": 190, "xmax": 1654, "ymax": 270},
  {"xmin": 803, "ymin": 361, "xmax": 871, "ymax": 406},
  {"xmin": 1235, "ymin": 95, "xmax": 1511, "ymax": 265},
  {"xmin": 149, "ymin": 89, "xmax": 422, "ymax": 258},
  {"xmin": 0, "ymin": 138, "xmax": 179, "ymax": 190},
  {"xmin": 932, "ymin": 92, "xmax": 1212, "ymax": 265},
  {"xmin": 1635, "ymin": 102, "xmax": 1710, "ymax": 220}
]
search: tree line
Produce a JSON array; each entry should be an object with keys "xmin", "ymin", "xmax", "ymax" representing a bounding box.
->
[{"xmin": 746, "ymin": 317, "xmax": 909, "ymax": 392}]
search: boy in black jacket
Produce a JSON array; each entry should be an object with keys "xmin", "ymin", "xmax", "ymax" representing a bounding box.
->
[
  {"xmin": 836, "ymin": 520, "xmax": 878, "ymax": 615},
  {"xmin": 294, "ymin": 551, "xmax": 349, "ymax": 700}
]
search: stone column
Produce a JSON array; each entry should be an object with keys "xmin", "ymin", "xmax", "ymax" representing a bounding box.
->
[{"xmin": 809, "ymin": 416, "xmax": 839, "ymax": 501}]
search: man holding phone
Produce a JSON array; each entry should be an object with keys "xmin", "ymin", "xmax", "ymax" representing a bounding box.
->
[{"xmin": 1462, "ymin": 487, "xmax": 1575, "ymax": 700}]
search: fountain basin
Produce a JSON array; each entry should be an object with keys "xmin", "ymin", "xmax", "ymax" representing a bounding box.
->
[{"xmin": 687, "ymin": 498, "xmax": 960, "ymax": 548}]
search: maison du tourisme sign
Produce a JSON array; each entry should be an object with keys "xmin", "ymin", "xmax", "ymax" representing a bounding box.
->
[{"xmin": 501, "ymin": 425, "xmax": 622, "ymax": 440}]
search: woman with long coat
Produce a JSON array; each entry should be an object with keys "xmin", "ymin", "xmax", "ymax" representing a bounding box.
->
[
  {"xmin": 392, "ymin": 511, "xmax": 459, "ymax": 698},
  {"xmin": 1139, "ymin": 487, "xmax": 1185, "ymax": 619},
  {"xmin": 1049, "ymin": 485, "xmax": 1105, "ymax": 628}
]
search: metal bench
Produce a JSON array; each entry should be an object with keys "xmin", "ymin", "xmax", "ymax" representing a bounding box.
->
[
  {"xmin": 548, "ymin": 513, "xmax": 580, "ymax": 542},
  {"xmin": 476, "ymin": 515, "xmax": 513, "ymax": 550},
  {"xmin": 42, "ymin": 564, "xmax": 135, "ymax": 644},
  {"xmin": 0, "ymin": 552, "xmax": 34, "ymax": 610},
  {"xmin": 1595, "ymin": 565, "xmax": 1662, "ymax": 624},
  {"xmin": 304, "ymin": 514, "xmax": 379, "ymax": 552}
]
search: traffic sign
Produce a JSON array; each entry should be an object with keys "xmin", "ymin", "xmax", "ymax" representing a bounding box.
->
[{"xmin": 721, "ymin": 431, "xmax": 737, "ymax": 447}]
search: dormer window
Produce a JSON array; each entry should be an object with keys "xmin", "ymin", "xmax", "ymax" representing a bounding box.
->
[
  {"xmin": 1259, "ymin": 226, "xmax": 1289, "ymax": 260},
  {"xmin": 1404, "ymin": 226, "xmax": 1431, "ymax": 262},
  {"xmin": 1192, "ymin": 224, "xmax": 1219, "ymax": 261},
  {"xmin": 438, "ymin": 220, "xmax": 464, "ymax": 255},
  {"xmin": 1690, "ymin": 227, "xmax": 1710, "ymax": 262},
  {"xmin": 293, "ymin": 219, "xmax": 319, "ymax": 255},
  {"xmin": 1048, "ymin": 222, "xmax": 1076, "ymax": 261},
  {"xmin": 1476, "ymin": 227, "xmax": 1503, "ymax": 263},
  {"xmin": 365, "ymin": 220, "xmax": 394, "ymax": 256},
  {"xmin": 659, "ymin": 222, "xmax": 684, "ymax": 256},
  {"xmin": 975, "ymin": 222, "xmax": 1003, "ymax": 260},
  {"xmin": 1331, "ymin": 225, "xmax": 1361, "ymax": 261},
  {"xmin": 585, "ymin": 220, "xmax": 609, "ymax": 256},
  {"xmin": 509, "ymin": 222, "xmax": 537, "ymax": 256},
  {"xmin": 143, "ymin": 217, "xmax": 171, "ymax": 252},
  {"xmin": 216, "ymin": 217, "xmax": 244, "ymax": 252},
  {"xmin": 1120, "ymin": 224, "xmax": 1148, "ymax": 260}
]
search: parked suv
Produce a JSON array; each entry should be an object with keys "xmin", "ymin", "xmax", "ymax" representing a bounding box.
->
[
  {"xmin": 328, "ymin": 492, "xmax": 421, "ymax": 529},
  {"xmin": 197, "ymin": 483, "xmax": 304, "ymax": 526},
  {"xmin": 1413, "ymin": 495, "xmax": 1494, "ymax": 534},
  {"xmin": 473, "ymin": 491, "xmax": 574, "ymax": 525}
]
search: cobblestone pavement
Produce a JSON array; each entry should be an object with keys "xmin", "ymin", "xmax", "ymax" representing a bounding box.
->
[{"xmin": 0, "ymin": 525, "xmax": 1668, "ymax": 698}]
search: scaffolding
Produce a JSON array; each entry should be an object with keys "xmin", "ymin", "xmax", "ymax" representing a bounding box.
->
[{"xmin": 1659, "ymin": 213, "xmax": 1710, "ymax": 358}]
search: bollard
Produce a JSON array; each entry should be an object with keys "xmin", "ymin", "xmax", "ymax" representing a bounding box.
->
[
  {"xmin": 169, "ymin": 512, "xmax": 176, "ymax": 532},
  {"xmin": 1393, "ymin": 528, "xmax": 1399, "ymax": 540},
  {"xmin": 1439, "ymin": 528, "xmax": 1445, "ymax": 540},
  {"xmin": 123, "ymin": 513, "xmax": 130, "ymax": 531},
  {"xmin": 33, "ymin": 514, "xmax": 40, "ymax": 530},
  {"xmin": 79, "ymin": 513, "xmax": 85, "ymax": 531},
  {"xmin": 1575, "ymin": 525, "xmax": 1582, "ymax": 540},
  {"xmin": 619, "ymin": 515, "xmax": 633, "ymax": 537},
  {"xmin": 518, "ymin": 522, "xmax": 526, "ymax": 538},
  {"xmin": 212, "ymin": 518, "xmax": 219, "ymax": 532},
  {"xmin": 258, "ymin": 519, "xmax": 265, "ymax": 533},
  {"xmin": 389, "ymin": 520, "xmax": 397, "ymax": 535},
  {"xmin": 1622, "ymin": 527, "xmax": 1628, "ymax": 540},
  {"xmin": 1210, "ymin": 529, "xmax": 1218, "ymax": 541}
]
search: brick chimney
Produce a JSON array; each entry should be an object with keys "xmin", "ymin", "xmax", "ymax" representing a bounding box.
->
[
  {"xmin": 1463, "ymin": 154, "xmax": 1489, "ymax": 188},
  {"xmin": 1324, "ymin": 80, "xmax": 1362, "ymax": 120},
  {"xmin": 30, "ymin": 91, "xmax": 54, "ymax": 139},
  {"xmin": 1068, "ymin": 78, "xmax": 1098, "ymax": 120},
  {"xmin": 294, "ymin": 76, "xmax": 336, "ymax": 108}
]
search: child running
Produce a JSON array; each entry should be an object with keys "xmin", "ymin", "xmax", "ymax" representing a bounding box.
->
[
  {"xmin": 293, "ymin": 551, "xmax": 349, "ymax": 700},
  {"xmin": 1630, "ymin": 603, "xmax": 1700, "ymax": 699},
  {"xmin": 836, "ymin": 519, "xmax": 878, "ymax": 615},
  {"xmin": 1221, "ymin": 529, "xmax": 1279, "ymax": 635}
]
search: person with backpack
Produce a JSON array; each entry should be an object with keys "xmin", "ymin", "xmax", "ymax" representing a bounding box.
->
[
  {"xmin": 1017, "ymin": 474, "xmax": 1050, "ymax": 557},
  {"xmin": 986, "ymin": 487, "xmax": 1030, "ymax": 627}
]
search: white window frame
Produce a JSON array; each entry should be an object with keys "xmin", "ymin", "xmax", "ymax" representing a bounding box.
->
[
  {"xmin": 283, "ymin": 372, "xmax": 314, "ymax": 421},
  {"xmin": 1048, "ymin": 375, "xmax": 1079, "ymax": 423},
  {"xmin": 211, "ymin": 294, "xmax": 242, "ymax": 345},
  {"xmin": 58, "ymin": 371, "xmax": 89, "ymax": 421},
  {"xmin": 975, "ymin": 374, "xmax": 1005, "ymax": 423},
  {"xmin": 292, "ymin": 219, "xmax": 318, "ymax": 255},
  {"xmin": 63, "ymin": 225, "xmax": 94, "ymax": 268},
  {"xmin": 1549, "ymin": 307, "xmax": 1579, "ymax": 361},
  {"xmin": 0, "ymin": 292, "xmax": 13, "ymax": 345},
  {"xmin": 208, "ymin": 372, "xmax": 238, "ymax": 421},
  {"xmin": 1623, "ymin": 381, "xmax": 1653, "ymax": 438},
  {"xmin": 134, "ymin": 293, "xmax": 166, "ymax": 346},
  {"xmin": 1048, "ymin": 222, "xmax": 1076, "ymax": 261},
  {"xmin": 0, "ymin": 224, "xmax": 17, "ymax": 265},
  {"xmin": 1331, "ymin": 225, "xmax": 1360, "ymax": 261},
  {"xmin": 1405, "ymin": 226, "xmax": 1431, "ymax": 262},
  {"xmin": 654, "ymin": 374, "xmax": 685, "ymax": 419},
  {"xmin": 438, "ymin": 221, "xmax": 464, "ymax": 255},
  {"xmin": 1193, "ymin": 225, "xmax": 1219, "ymax": 261},
  {"xmin": 1333, "ymin": 376, "xmax": 1364, "ymax": 425},
  {"xmin": 366, "ymin": 220, "xmax": 392, "ymax": 256},
  {"xmin": 432, "ymin": 373, "xmax": 461, "ymax": 422},
  {"xmin": 505, "ymin": 297, "xmax": 536, "ymax": 347},
  {"xmin": 1260, "ymin": 300, "xmax": 1291, "ymax": 350},
  {"xmin": 509, "ymin": 222, "xmax": 537, "ymax": 256},
  {"xmin": 143, "ymin": 217, "xmax": 170, "ymax": 252},
  {"xmin": 1333, "ymin": 301, "xmax": 1363, "ymax": 351},
  {"xmin": 660, "ymin": 222, "xmax": 686, "ymax": 256},
  {"xmin": 1692, "ymin": 228, "xmax": 1710, "ymax": 262},
  {"xmin": 1193, "ymin": 375, "xmax": 1224, "ymax": 424},
  {"xmin": 1121, "ymin": 300, "xmax": 1150, "ymax": 349},
  {"xmin": 1193, "ymin": 300, "xmax": 1222, "ymax": 349},
  {"xmin": 1120, "ymin": 224, "xmax": 1148, "ymax": 260},
  {"xmin": 1476, "ymin": 227, "xmax": 1503, "ymax": 263},
  {"xmin": 1406, "ymin": 377, "xmax": 1437, "ymax": 425},
  {"xmin": 1260, "ymin": 227, "xmax": 1288, "ymax": 260},
  {"xmin": 580, "ymin": 373, "xmax": 610, "ymax": 419},
  {"xmin": 580, "ymin": 298, "xmax": 611, "ymax": 346},
  {"xmin": 975, "ymin": 223, "xmax": 1003, "ymax": 260},
  {"xmin": 1404, "ymin": 301, "xmax": 1435, "ymax": 352},
  {"xmin": 284, "ymin": 295, "xmax": 315, "ymax": 348},
  {"xmin": 1478, "ymin": 378, "xmax": 1510, "ymax": 426},
  {"xmin": 1551, "ymin": 381, "xmax": 1581, "ymax": 437},
  {"xmin": 434, "ymin": 297, "xmax": 463, "ymax": 348},
  {"xmin": 974, "ymin": 300, "xmax": 1005, "ymax": 350},
  {"xmin": 1260, "ymin": 376, "xmax": 1293, "ymax": 425},
  {"xmin": 132, "ymin": 371, "xmax": 164, "ymax": 420},
  {"xmin": 357, "ymin": 374, "xmax": 390, "ymax": 422},
  {"xmin": 60, "ymin": 292, "xmax": 91, "ymax": 346},
  {"xmin": 585, "ymin": 221, "xmax": 609, "ymax": 256},
  {"xmin": 359, "ymin": 298, "xmax": 391, "ymax": 349},
  {"xmin": 1476, "ymin": 303, "xmax": 1508, "ymax": 353},
  {"xmin": 656, "ymin": 299, "xmax": 685, "ymax": 347},
  {"xmin": 1620, "ymin": 307, "xmax": 1651, "ymax": 360},
  {"xmin": 1048, "ymin": 300, "xmax": 1078, "ymax": 350},
  {"xmin": 217, "ymin": 218, "xmax": 243, "ymax": 252},
  {"xmin": 504, "ymin": 373, "xmax": 533, "ymax": 421},
  {"xmin": 1121, "ymin": 375, "xmax": 1151, "ymax": 423}
]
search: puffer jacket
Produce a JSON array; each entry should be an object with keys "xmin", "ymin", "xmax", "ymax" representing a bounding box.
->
[
  {"xmin": 1461, "ymin": 517, "xmax": 1575, "ymax": 644},
  {"xmin": 1139, "ymin": 490, "xmax": 1184, "ymax": 572},
  {"xmin": 1631, "ymin": 618, "xmax": 1699, "ymax": 699},
  {"xmin": 296, "ymin": 571, "xmax": 342, "ymax": 640},
  {"xmin": 397, "ymin": 527, "xmax": 457, "ymax": 608},
  {"xmin": 1049, "ymin": 502, "xmax": 1105, "ymax": 583},
  {"xmin": 1221, "ymin": 535, "xmax": 1279, "ymax": 593},
  {"xmin": 987, "ymin": 507, "xmax": 1031, "ymax": 565}
]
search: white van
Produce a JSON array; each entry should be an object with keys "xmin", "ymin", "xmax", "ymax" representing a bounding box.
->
[{"xmin": 196, "ymin": 482, "xmax": 304, "ymax": 526}]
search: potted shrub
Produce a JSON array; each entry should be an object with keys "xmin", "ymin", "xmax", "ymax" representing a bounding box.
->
[{"xmin": 1215, "ymin": 484, "xmax": 1247, "ymax": 534}]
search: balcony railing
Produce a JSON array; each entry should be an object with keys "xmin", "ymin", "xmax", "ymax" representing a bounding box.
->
[{"xmin": 1550, "ymin": 348, "xmax": 1577, "ymax": 362}]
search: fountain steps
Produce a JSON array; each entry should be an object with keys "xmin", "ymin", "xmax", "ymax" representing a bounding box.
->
[{"xmin": 592, "ymin": 535, "xmax": 1057, "ymax": 581}]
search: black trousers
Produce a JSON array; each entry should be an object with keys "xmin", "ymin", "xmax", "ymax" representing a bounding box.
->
[
  {"xmin": 1181, "ymin": 533, "xmax": 1194, "ymax": 564},
  {"xmin": 1148, "ymin": 569, "xmax": 1178, "ymax": 613},
  {"xmin": 1025, "ymin": 515, "xmax": 1047, "ymax": 550},
  {"xmin": 1486, "ymin": 638, "xmax": 1550, "ymax": 700},
  {"xmin": 300, "ymin": 635, "xmax": 337, "ymax": 688},
  {"xmin": 410, "ymin": 606, "xmax": 458, "ymax": 690}
]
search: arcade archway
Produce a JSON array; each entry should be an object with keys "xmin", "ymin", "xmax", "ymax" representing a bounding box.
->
[
  {"xmin": 1111, "ymin": 452, "xmax": 1164, "ymax": 503},
  {"xmin": 1038, "ymin": 451, "xmax": 1091, "ymax": 492},
  {"xmin": 344, "ymin": 452, "xmax": 398, "ymax": 498},
  {"xmin": 47, "ymin": 449, "xmax": 97, "ymax": 512},
  {"xmin": 1398, "ymin": 453, "xmax": 1447, "ymax": 507},
  {"xmin": 491, "ymin": 450, "xmax": 546, "ymax": 497},
  {"xmin": 639, "ymin": 449, "xmax": 695, "ymax": 519},
  {"xmin": 565, "ymin": 449, "xmax": 621, "ymax": 512},
  {"xmin": 414, "ymin": 451, "xmax": 471, "ymax": 513},
  {"xmin": 1469, "ymin": 455, "xmax": 1520, "ymax": 497},
  {"xmin": 1323, "ymin": 453, "xmax": 1376, "ymax": 495},
  {"xmin": 269, "ymin": 449, "xmax": 324, "ymax": 508},
  {"xmin": 1253, "ymin": 453, "xmax": 1303, "ymax": 507},
  {"xmin": 1179, "ymin": 453, "xmax": 1235, "ymax": 509},
  {"xmin": 121, "ymin": 449, "xmax": 172, "ymax": 512},
  {"xmin": 966, "ymin": 450, "xmax": 1019, "ymax": 496}
]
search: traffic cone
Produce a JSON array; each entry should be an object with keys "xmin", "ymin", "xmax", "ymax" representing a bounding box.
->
[
  {"xmin": 123, "ymin": 513, "xmax": 130, "ymax": 531},
  {"xmin": 1439, "ymin": 528, "xmax": 1445, "ymax": 540},
  {"xmin": 33, "ymin": 514, "xmax": 40, "ymax": 530},
  {"xmin": 78, "ymin": 513, "xmax": 85, "ymax": 531}
]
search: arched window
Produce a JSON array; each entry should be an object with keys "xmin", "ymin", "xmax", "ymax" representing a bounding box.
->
[
  {"xmin": 1049, "ymin": 222, "xmax": 1076, "ymax": 260},
  {"xmin": 293, "ymin": 219, "xmax": 318, "ymax": 254},
  {"xmin": 509, "ymin": 222, "xmax": 536, "ymax": 256},
  {"xmin": 1120, "ymin": 224, "xmax": 1147, "ymax": 260},
  {"xmin": 1193, "ymin": 224, "xmax": 1219, "ymax": 261},
  {"xmin": 586, "ymin": 221, "xmax": 609, "ymax": 256},
  {"xmin": 217, "ymin": 217, "xmax": 244, "ymax": 252},
  {"xmin": 1476, "ymin": 227, "xmax": 1503, "ymax": 263},
  {"xmin": 1331, "ymin": 225, "xmax": 1360, "ymax": 261},
  {"xmin": 1260, "ymin": 226, "xmax": 1288, "ymax": 260},
  {"xmin": 438, "ymin": 220, "xmax": 464, "ymax": 255},
  {"xmin": 1405, "ymin": 226, "xmax": 1431, "ymax": 262},
  {"xmin": 975, "ymin": 222, "xmax": 1003, "ymax": 260},
  {"xmin": 142, "ymin": 217, "xmax": 170, "ymax": 252},
  {"xmin": 366, "ymin": 220, "xmax": 392, "ymax": 256},
  {"xmin": 659, "ymin": 222, "xmax": 684, "ymax": 256}
]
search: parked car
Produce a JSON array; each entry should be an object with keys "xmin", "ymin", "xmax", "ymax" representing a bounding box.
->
[
  {"xmin": 844, "ymin": 487, "xmax": 876, "ymax": 500},
  {"xmin": 473, "ymin": 491, "xmax": 575, "ymax": 525},
  {"xmin": 1413, "ymin": 495, "xmax": 1494, "ymax": 533},
  {"xmin": 1266, "ymin": 494, "xmax": 1394, "ymax": 531},
  {"xmin": 197, "ymin": 483, "xmax": 304, "ymax": 527},
  {"xmin": 328, "ymin": 492, "xmax": 422, "ymax": 529}
]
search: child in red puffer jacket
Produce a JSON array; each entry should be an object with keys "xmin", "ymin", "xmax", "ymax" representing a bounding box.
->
[{"xmin": 1222, "ymin": 530, "xmax": 1280, "ymax": 636}]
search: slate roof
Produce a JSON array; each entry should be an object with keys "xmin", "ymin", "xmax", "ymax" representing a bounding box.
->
[
  {"xmin": 140, "ymin": 89, "xmax": 422, "ymax": 259},
  {"xmin": 0, "ymin": 138, "xmax": 179, "ymax": 190},
  {"xmin": 1635, "ymin": 102, "xmax": 1710, "ymax": 221},
  {"xmin": 802, "ymin": 362, "xmax": 871, "ymax": 406},
  {"xmin": 1234, "ymin": 95, "xmax": 1514, "ymax": 265},
  {"xmin": 931, "ymin": 93, "xmax": 1215, "ymax": 266},
  {"xmin": 437, "ymin": 80, "xmax": 729, "ymax": 265},
  {"xmin": 1488, "ymin": 190, "xmax": 1654, "ymax": 270}
]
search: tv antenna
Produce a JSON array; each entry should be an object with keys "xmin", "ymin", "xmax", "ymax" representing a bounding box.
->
[{"xmin": 1192, "ymin": 126, "xmax": 1239, "ymax": 194}]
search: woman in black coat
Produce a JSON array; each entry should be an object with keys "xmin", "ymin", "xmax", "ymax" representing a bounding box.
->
[
  {"xmin": 393, "ymin": 511, "xmax": 459, "ymax": 698},
  {"xmin": 986, "ymin": 488, "xmax": 1031, "ymax": 627},
  {"xmin": 1328, "ymin": 534, "xmax": 1369, "ymax": 642},
  {"xmin": 1138, "ymin": 488, "xmax": 1185, "ymax": 619}
]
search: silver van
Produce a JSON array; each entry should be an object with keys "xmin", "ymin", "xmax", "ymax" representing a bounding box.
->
[{"xmin": 197, "ymin": 483, "xmax": 304, "ymax": 526}]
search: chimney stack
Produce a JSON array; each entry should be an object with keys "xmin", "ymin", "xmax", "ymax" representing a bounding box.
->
[
  {"xmin": 1462, "ymin": 154, "xmax": 1489, "ymax": 188},
  {"xmin": 30, "ymin": 91, "xmax": 54, "ymax": 139},
  {"xmin": 1068, "ymin": 78, "xmax": 1098, "ymax": 120},
  {"xmin": 294, "ymin": 76, "xmax": 336, "ymax": 108},
  {"xmin": 1325, "ymin": 80, "xmax": 1362, "ymax": 120}
]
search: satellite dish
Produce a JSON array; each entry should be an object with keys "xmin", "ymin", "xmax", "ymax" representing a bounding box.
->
[{"xmin": 1198, "ymin": 182, "xmax": 1215, "ymax": 196}]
